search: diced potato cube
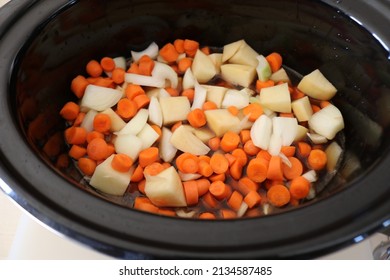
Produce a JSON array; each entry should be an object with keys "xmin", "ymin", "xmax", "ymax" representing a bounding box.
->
[
  {"xmin": 220, "ymin": 64, "xmax": 256, "ymax": 88},
  {"xmin": 259, "ymin": 82, "xmax": 291, "ymax": 113},
  {"xmin": 298, "ymin": 69, "xmax": 337, "ymax": 100},
  {"xmin": 191, "ymin": 49, "xmax": 217, "ymax": 83},
  {"xmin": 159, "ymin": 96, "xmax": 191, "ymax": 125},
  {"xmin": 203, "ymin": 85, "xmax": 227, "ymax": 108},
  {"xmin": 205, "ymin": 109, "xmax": 241, "ymax": 137},
  {"xmin": 292, "ymin": 96, "xmax": 313, "ymax": 122}
]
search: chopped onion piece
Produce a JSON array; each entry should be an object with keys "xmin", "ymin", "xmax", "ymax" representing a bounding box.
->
[
  {"xmin": 125, "ymin": 73, "xmax": 165, "ymax": 88},
  {"xmin": 131, "ymin": 42, "xmax": 159, "ymax": 62},
  {"xmin": 268, "ymin": 132, "xmax": 282, "ymax": 156},
  {"xmin": 80, "ymin": 85, "xmax": 122, "ymax": 111},
  {"xmin": 117, "ymin": 108, "xmax": 148, "ymax": 135},
  {"xmin": 191, "ymin": 82, "xmax": 207, "ymax": 110},
  {"xmin": 325, "ymin": 141, "xmax": 343, "ymax": 172},
  {"xmin": 302, "ymin": 170, "xmax": 318, "ymax": 183},
  {"xmin": 179, "ymin": 171, "xmax": 202, "ymax": 181},
  {"xmin": 279, "ymin": 152, "xmax": 292, "ymax": 168},
  {"xmin": 159, "ymin": 127, "xmax": 177, "ymax": 162},
  {"xmin": 250, "ymin": 114, "xmax": 272, "ymax": 150},
  {"xmin": 152, "ymin": 61, "xmax": 178, "ymax": 88},
  {"xmin": 237, "ymin": 202, "xmax": 249, "ymax": 217},
  {"xmin": 176, "ymin": 209, "xmax": 196, "ymax": 218},
  {"xmin": 80, "ymin": 109, "xmax": 98, "ymax": 132},
  {"xmin": 221, "ymin": 89, "xmax": 250, "ymax": 109},
  {"xmin": 182, "ymin": 68, "xmax": 196, "ymax": 90},
  {"xmin": 307, "ymin": 132, "xmax": 328, "ymax": 144},
  {"xmin": 148, "ymin": 96, "xmax": 163, "ymax": 127}
]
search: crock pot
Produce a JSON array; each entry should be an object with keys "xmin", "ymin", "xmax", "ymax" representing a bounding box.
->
[{"xmin": 1, "ymin": 0, "xmax": 390, "ymax": 259}]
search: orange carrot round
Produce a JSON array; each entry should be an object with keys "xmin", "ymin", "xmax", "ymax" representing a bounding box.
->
[
  {"xmin": 196, "ymin": 178, "xmax": 210, "ymax": 196},
  {"xmin": 111, "ymin": 153, "xmax": 134, "ymax": 173},
  {"xmin": 68, "ymin": 145, "xmax": 87, "ymax": 160},
  {"xmin": 100, "ymin": 57, "xmax": 116, "ymax": 72},
  {"xmin": 131, "ymin": 165, "xmax": 144, "ymax": 182},
  {"xmin": 209, "ymin": 180, "xmax": 231, "ymax": 200},
  {"xmin": 202, "ymin": 101, "xmax": 218, "ymax": 111},
  {"xmin": 183, "ymin": 180, "xmax": 199, "ymax": 206},
  {"xmin": 60, "ymin": 101, "xmax": 80, "ymax": 121},
  {"xmin": 125, "ymin": 84, "xmax": 145, "ymax": 100},
  {"xmin": 256, "ymin": 79, "xmax": 275, "ymax": 92},
  {"xmin": 210, "ymin": 153, "xmax": 229, "ymax": 174},
  {"xmin": 289, "ymin": 176, "xmax": 311, "ymax": 199},
  {"xmin": 187, "ymin": 108, "xmax": 206, "ymax": 128},
  {"xmin": 159, "ymin": 43, "xmax": 179, "ymax": 63},
  {"xmin": 117, "ymin": 98, "xmax": 138, "ymax": 119},
  {"xmin": 244, "ymin": 191, "xmax": 262, "ymax": 208},
  {"xmin": 112, "ymin": 68, "xmax": 125, "ymax": 84},
  {"xmin": 86, "ymin": 59, "xmax": 103, "ymax": 77},
  {"xmin": 71, "ymin": 75, "xmax": 89, "ymax": 98},
  {"xmin": 183, "ymin": 39, "xmax": 199, "ymax": 57},
  {"xmin": 246, "ymin": 158, "xmax": 268, "ymax": 183},
  {"xmin": 178, "ymin": 57, "xmax": 192, "ymax": 73},
  {"xmin": 243, "ymin": 103, "xmax": 263, "ymax": 122},
  {"xmin": 208, "ymin": 137, "xmax": 220, "ymax": 151},
  {"xmin": 267, "ymin": 184, "xmax": 290, "ymax": 207},
  {"xmin": 266, "ymin": 52, "xmax": 283, "ymax": 73},
  {"xmin": 87, "ymin": 138, "xmax": 108, "ymax": 161},
  {"xmin": 139, "ymin": 147, "xmax": 160, "ymax": 167},
  {"xmin": 267, "ymin": 156, "xmax": 284, "ymax": 181},
  {"xmin": 308, "ymin": 149, "xmax": 327, "ymax": 170},
  {"xmin": 199, "ymin": 212, "xmax": 216, "ymax": 219},
  {"xmin": 227, "ymin": 190, "xmax": 243, "ymax": 211},
  {"xmin": 243, "ymin": 139, "xmax": 261, "ymax": 156},
  {"xmin": 220, "ymin": 131, "xmax": 240, "ymax": 152},
  {"xmin": 65, "ymin": 126, "xmax": 87, "ymax": 145},
  {"xmin": 173, "ymin": 39, "xmax": 185, "ymax": 54},
  {"xmin": 78, "ymin": 157, "xmax": 97, "ymax": 176},
  {"xmin": 93, "ymin": 113, "xmax": 111, "ymax": 133},
  {"xmin": 181, "ymin": 88, "xmax": 195, "ymax": 102},
  {"xmin": 282, "ymin": 157, "xmax": 303, "ymax": 180}
]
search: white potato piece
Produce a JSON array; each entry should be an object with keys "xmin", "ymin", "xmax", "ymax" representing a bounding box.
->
[
  {"xmin": 159, "ymin": 127, "xmax": 177, "ymax": 163},
  {"xmin": 137, "ymin": 123, "xmax": 160, "ymax": 150},
  {"xmin": 117, "ymin": 108, "xmax": 148, "ymax": 135},
  {"xmin": 270, "ymin": 68, "xmax": 290, "ymax": 84},
  {"xmin": 294, "ymin": 125, "xmax": 309, "ymax": 141},
  {"xmin": 170, "ymin": 125, "xmax": 210, "ymax": 155},
  {"xmin": 259, "ymin": 82, "xmax": 291, "ymax": 113},
  {"xmin": 192, "ymin": 126, "xmax": 216, "ymax": 143},
  {"xmin": 228, "ymin": 41, "xmax": 259, "ymax": 67},
  {"xmin": 145, "ymin": 166, "xmax": 187, "ymax": 207},
  {"xmin": 114, "ymin": 134, "xmax": 143, "ymax": 160},
  {"xmin": 80, "ymin": 109, "xmax": 98, "ymax": 132},
  {"xmin": 80, "ymin": 85, "xmax": 122, "ymax": 112},
  {"xmin": 325, "ymin": 141, "xmax": 343, "ymax": 172},
  {"xmin": 100, "ymin": 107, "xmax": 126, "ymax": 132},
  {"xmin": 89, "ymin": 155, "xmax": 132, "ymax": 196},
  {"xmin": 205, "ymin": 109, "xmax": 241, "ymax": 137},
  {"xmin": 159, "ymin": 96, "xmax": 191, "ymax": 125},
  {"xmin": 292, "ymin": 96, "xmax": 313, "ymax": 122},
  {"xmin": 208, "ymin": 53, "xmax": 223, "ymax": 73},
  {"xmin": 308, "ymin": 104, "xmax": 344, "ymax": 139},
  {"xmin": 191, "ymin": 49, "xmax": 217, "ymax": 83},
  {"xmin": 220, "ymin": 64, "xmax": 256, "ymax": 88},
  {"xmin": 297, "ymin": 69, "xmax": 337, "ymax": 100},
  {"xmin": 203, "ymin": 85, "xmax": 227, "ymax": 108},
  {"xmin": 222, "ymin": 40, "xmax": 244, "ymax": 62}
]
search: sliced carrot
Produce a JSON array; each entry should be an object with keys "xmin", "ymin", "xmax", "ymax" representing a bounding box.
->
[
  {"xmin": 187, "ymin": 108, "xmax": 206, "ymax": 128},
  {"xmin": 238, "ymin": 177, "xmax": 259, "ymax": 196},
  {"xmin": 282, "ymin": 156, "xmax": 303, "ymax": 180},
  {"xmin": 256, "ymin": 149, "xmax": 272, "ymax": 161},
  {"xmin": 231, "ymin": 148, "xmax": 248, "ymax": 166},
  {"xmin": 320, "ymin": 100, "xmax": 331, "ymax": 108},
  {"xmin": 139, "ymin": 147, "xmax": 159, "ymax": 168},
  {"xmin": 266, "ymin": 52, "xmax": 283, "ymax": 73},
  {"xmin": 158, "ymin": 208, "xmax": 176, "ymax": 217},
  {"xmin": 201, "ymin": 46, "xmax": 210, "ymax": 55},
  {"xmin": 208, "ymin": 136, "xmax": 220, "ymax": 151},
  {"xmin": 242, "ymin": 103, "xmax": 263, "ymax": 122},
  {"xmin": 87, "ymin": 138, "xmax": 108, "ymax": 161},
  {"xmin": 178, "ymin": 57, "xmax": 192, "ymax": 73},
  {"xmin": 100, "ymin": 57, "xmax": 116, "ymax": 72},
  {"xmin": 202, "ymin": 101, "xmax": 218, "ymax": 111},
  {"xmin": 308, "ymin": 149, "xmax": 327, "ymax": 170},
  {"xmin": 246, "ymin": 158, "xmax": 268, "ymax": 183},
  {"xmin": 131, "ymin": 164, "xmax": 144, "ymax": 182},
  {"xmin": 73, "ymin": 112, "xmax": 85, "ymax": 127},
  {"xmin": 134, "ymin": 197, "xmax": 159, "ymax": 213},
  {"xmin": 280, "ymin": 145, "xmax": 296, "ymax": 157},
  {"xmin": 125, "ymin": 84, "xmax": 145, "ymax": 100},
  {"xmin": 138, "ymin": 55, "xmax": 155, "ymax": 76},
  {"xmin": 181, "ymin": 157, "xmax": 199, "ymax": 174},
  {"xmin": 267, "ymin": 184, "xmax": 290, "ymax": 207},
  {"xmin": 209, "ymin": 173, "xmax": 225, "ymax": 182},
  {"xmin": 171, "ymin": 121, "xmax": 182, "ymax": 132},
  {"xmin": 183, "ymin": 180, "xmax": 199, "ymax": 206},
  {"xmin": 224, "ymin": 153, "xmax": 236, "ymax": 167},
  {"xmin": 78, "ymin": 157, "xmax": 97, "ymax": 176},
  {"xmin": 159, "ymin": 43, "xmax": 179, "ymax": 63},
  {"xmin": 68, "ymin": 145, "xmax": 87, "ymax": 160},
  {"xmin": 210, "ymin": 153, "xmax": 229, "ymax": 174},
  {"xmin": 198, "ymin": 160, "xmax": 213, "ymax": 177},
  {"xmin": 127, "ymin": 62, "xmax": 140, "ymax": 74},
  {"xmin": 199, "ymin": 212, "xmax": 216, "ymax": 219},
  {"xmin": 220, "ymin": 209, "xmax": 237, "ymax": 219},
  {"xmin": 112, "ymin": 68, "xmax": 125, "ymax": 84},
  {"xmin": 86, "ymin": 131, "xmax": 104, "ymax": 143},
  {"xmin": 244, "ymin": 191, "xmax": 262, "ymax": 208},
  {"xmin": 229, "ymin": 160, "xmax": 244, "ymax": 181},
  {"xmin": 165, "ymin": 87, "xmax": 179, "ymax": 97},
  {"xmin": 106, "ymin": 143, "xmax": 116, "ymax": 158},
  {"xmin": 111, "ymin": 153, "xmax": 134, "ymax": 172},
  {"xmin": 117, "ymin": 98, "xmax": 138, "ymax": 119},
  {"xmin": 297, "ymin": 141, "xmax": 312, "ymax": 157},
  {"xmin": 196, "ymin": 178, "xmax": 211, "ymax": 196},
  {"xmin": 183, "ymin": 39, "xmax": 199, "ymax": 57},
  {"xmin": 138, "ymin": 179, "xmax": 146, "ymax": 194},
  {"xmin": 60, "ymin": 101, "xmax": 80, "ymax": 121},
  {"xmin": 220, "ymin": 131, "xmax": 240, "ymax": 152},
  {"xmin": 90, "ymin": 77, "xmax": 115, "ymax": 88},
  {"xmin": 65, "ymin": 126, "xmax": 87, "ymax": 145},
  {"xmin": 227, "ymin": 191, "xmax": 243, "ymax": 211},
  {"xmin": 256, "ymin": 79, "xmax": 275, "ymax": 92},
  {"xmin": 267, "ymin": 156, "xmax": 284, "ymax": 181},
  {"xmin": 202, "ymin": 192, "xmax": 219, "ymax": 208},
  {"xmin": 289, "ymin": 176, "xmax": 311, "ymax": 199},
  {"xmin": 93, "ymin": 113, "xmax": 111, "ymax": 133},
  {"xmin": 227, "ymin": 105, "xmax": 239, "ymax": 116},
  {"xmin": 70, "ymin": 75, "xmax": 89, "ymax": 98},
  {"xmin": 198, "ymin": 155, "xmax": 211, "ymax": 163},
  {"xmin": 133, "ymin": 94, "xmax": 150, "ymax": 109},
  {"xmin": 173, "ymin": 39, "xmax": 185, "ymax": 53},
  {"xmin": 86, "ymin": 59, "xmax": 103, "ymax": 77},
  {"xmin": 209, "ymin": 180, "xmax": 232, "ymax": 200},
  {"xmin": 291, "ymin": 87, "xmax": 305, "ymax": 100},
  {"xmin": 239, "ymin": 129, "xmax": 251, "ymax": 144},
  {"xmin": 311, "ymin": 104, "xmax": 321, "ymax": 113},
  {"xmin": 181, "ymin": 88, "xmax": 195, "ymax": 102},
  {"xmin": 243, "ymin": 139, "xmax": 261, "ymax": 156},
  {"xmin": 150, "ymin": 124, "xmax": 162, "ymax": 140}
]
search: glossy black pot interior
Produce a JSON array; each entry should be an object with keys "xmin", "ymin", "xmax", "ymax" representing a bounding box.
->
[{"xmin": 1, "ymin": 0, "xmax": 390, "ymax": 259}]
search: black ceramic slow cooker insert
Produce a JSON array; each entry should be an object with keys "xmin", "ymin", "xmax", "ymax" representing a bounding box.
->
[{"xmin": 0, "ymin": 0, "xmax": 390, "ymax": 259}]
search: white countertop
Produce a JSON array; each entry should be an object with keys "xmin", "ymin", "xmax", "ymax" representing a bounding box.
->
[{"xmin": 0, "ymin": 0, "xmax": 388, "ymax": 260}]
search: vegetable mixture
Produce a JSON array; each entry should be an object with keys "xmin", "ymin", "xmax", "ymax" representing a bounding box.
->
[{"xmin": 59, "ymin": 39, "xmax": 344, "ymax": 219}]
